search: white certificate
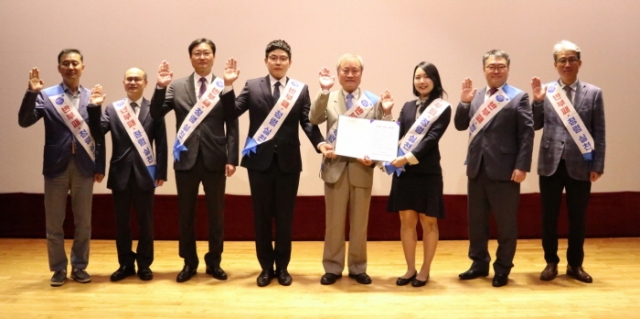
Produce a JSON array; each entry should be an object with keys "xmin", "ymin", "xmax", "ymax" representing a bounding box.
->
[{"xmin": 334, "ymin": 115, "xmax": 399, "ymax": 162}]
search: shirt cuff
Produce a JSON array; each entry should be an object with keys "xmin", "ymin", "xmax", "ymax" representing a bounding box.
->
[
  {"xmin": 222, "ymin": 85, "xmax": 233, "ymax": 94},
  {"xmin": 316, "ymin": 141, "xmax": 327, "ymax": 150},
  {"xmin": 404, "ymin": 152, "xmax": 419, "ymax": 165}
]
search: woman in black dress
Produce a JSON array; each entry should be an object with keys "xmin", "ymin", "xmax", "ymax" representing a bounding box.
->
[{"xmin": 387, "ymin": 62, "xmax": 450, "ymax": 287}]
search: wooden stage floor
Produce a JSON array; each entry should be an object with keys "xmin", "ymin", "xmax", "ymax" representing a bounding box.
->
[{"xmin": 1, "ymin": 238, "xmax": 639, "ymax": 318}]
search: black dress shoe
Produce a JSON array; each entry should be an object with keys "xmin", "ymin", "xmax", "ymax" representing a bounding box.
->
[
  {"xmin": 320, "ymin": 273, "xmax": 342, "ymax": 285},
  {"xmin": 110, "ymin": 265, "xmax": 136, "ymax": 282},
  {"xmin": 138, "ymin": 268, "xmax": 153, "ymax": 281},
  {"xmin": 276, "ymin": 269, "xmax": 292, "ymax": 286},
  {"xmin": 206, "ymin": 266, "xmax": 228, "ymax": 280},
  {"xmin": 492, "ymin": 273, "xmax": 509, "ymax": 287},
  {"xmin": 411, "ymin": 274, "xmax": 430, "ymax": 287},
  {"xmin": 540, "ymin": 263, "xmax": 558, "ymax": 281},
  {"xmin": 176, "ymin": 265, "xmax": 197, "ymax": 283},
  {"xmin": 458, "ymin": 269, "xmax": 489, "ymax": 280},
  {"xmin": 257, "ymin": 269, "xmax": 275, "ymax": 287},
  {"xmin": 566, "ymin": 265, "xmax": 593, "ymax": 283},
  {"xmin": 396, "ymin": 272, "xmax": 417, "ymax": 286},
  {"xmin": 348, "ymin": 273, "xmax": 372, "ymax": 285}
]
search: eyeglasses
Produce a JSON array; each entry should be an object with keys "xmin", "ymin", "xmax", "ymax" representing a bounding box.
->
[
  {"xmin": 268, "ymin": 55, "xmax": 289, "ymax": 62},
  {"xmin": 340, "ymin": 68, "xmax": 361, "ymax": 75},
  {"xmin": 125, "ymin": 77, "xmax": 144, "ymax": 83},
  {"xmin": 556, "ymin": 57, "xmax": 580, "ymax": 65},
  {"xmin": 485, "ymin": 64, "xmax": 508, "ymax": 72},
  {"xmin": 192, "ymin": 51, "xmax": 212, "ymax": 58}
]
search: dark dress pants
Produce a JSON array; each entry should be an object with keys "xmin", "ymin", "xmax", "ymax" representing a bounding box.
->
[
  {"xmin": 112, "ymin": 173, "xmax": 155, "ymax": 269},
  {"xmin": 175, "ymin": 151, "xmax": 226, "ymax": 268},
  {"xmin": 467, "ymin": 162, "xmax": 520, "ymax": 275},
  {"xmin": 540, "ymin": 159, "xmax": 591, "ymax": 267},
  {"xmin": 247, "ymin": 154, "xmax": 300, "ymax": 272}
]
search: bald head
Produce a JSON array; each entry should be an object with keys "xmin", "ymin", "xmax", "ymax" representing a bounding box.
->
[{"xmin": 123, "ymin": 67, "xmax": 148, "ymax": 101}]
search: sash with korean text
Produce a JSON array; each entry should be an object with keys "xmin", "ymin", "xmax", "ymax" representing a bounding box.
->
[
  {"xmin": 173, "ymin": 77, "xmax": 224, "ymax": 161},
  {"xmin": 545, "ymin": 83, "xmax": 594, "ymax": 161},
  {"xmin": 242, "ymin": 79, "xmax": 304, "ymax": 157},
  {"xmin": 384, "ymin": 99, "xmax": 451, "ymax": 176},
  {"xmin": 114, "ymin": 99, "xmax": 157, "ymax": 184},
  {"xmin": 326, "ymin": 91, "xmax": 380, "ymax": 147},
  {"xmin": 44, "ymin": 85, "xmax": 95, "ymax": 162},
  {"xmin": 467, "ymin": 85, "xmax": 521, "ymax": 144}
]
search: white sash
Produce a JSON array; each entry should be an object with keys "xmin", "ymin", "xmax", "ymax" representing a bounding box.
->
[
  {"xmin": 173, "ymin": 77, "xmax": 224, "ymax": 161},
  {"xmin": 326, "ymin": 90, "xmax": 380, "ymax": 146},
  {"xmin": 545, "ymin": 83, "xmax": 594, "ymax": 161},
  {"xmin": 44, "ymin": 85, "xmax": 95, "ymax": 162},
  {"xmin": 114, "ymin": 99, "xmax": 157, "ymax": 183},
  {"xmin": 242, "ymin": 78, "xmax": 305, "ymax": 157},
  {"xmin": 467, "ymin": 85, "xmax": 521, "ymax": 144},
  {"xmin": 384, "ymin": 98, "xmax": 451, "ymax": 176}
]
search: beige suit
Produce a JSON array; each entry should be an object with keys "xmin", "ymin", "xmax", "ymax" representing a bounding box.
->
[{"xmin": 309, "ymin": 89, "xmax": 388, "ymax": 275}]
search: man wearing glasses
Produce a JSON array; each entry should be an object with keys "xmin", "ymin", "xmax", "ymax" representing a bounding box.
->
[
  {"xmin": 222, "ymin": 40, "xmax": 331, "ymax": 286},
  {"xmin": 151, "ymin": 38, "xmax": 239, "ymax": 283},
  {"xmin": 454, "ymin": 49, "xmax": 534, "ymax": 287},
  {"xmin": 531, "ymin": 40, "xmax": 605, "ymax": 283}
]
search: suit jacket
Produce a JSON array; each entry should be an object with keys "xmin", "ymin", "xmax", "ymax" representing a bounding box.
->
[
  {"xmin": 309, "ymin": 89, "xmax": 387, "ymax": 187},
  {"xmin": 533, "ymin": 80, "xmax": 605, "ymax": 181},
  {"xmin": 454, "ymin": 85, "xmax": 534, "ymax": 181},
  {"xmin": 150, "ymin": 73, "xmax": 239, "ymax": 171},
  {"xmin": 398, "ymin": 100, "xmax": 451, "ymax": 175},
  {"xmin": 101, "ymin": 98, "xmax": 168, "ymax": 191},
  {"xmin": 225, "ymin": 76, "xmax": 324, "ymax": 173},
  {"xmin": 18, "ymin": 84, "xmax": 105, "ymax": 178}
]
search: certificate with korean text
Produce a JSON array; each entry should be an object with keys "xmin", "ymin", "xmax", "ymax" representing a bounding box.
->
[{"xmin": 334, "ymin": 115, "xmax": 399, "ymax": 162}]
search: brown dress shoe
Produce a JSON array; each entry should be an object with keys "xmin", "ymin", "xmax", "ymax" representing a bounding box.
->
[
  {"xmin": 540, "ymin": 263, "xmax": 558, "ymax": 281},
  {"xmin": 566, "ymin": 265, "xmax": 593, "ymax": 283}
]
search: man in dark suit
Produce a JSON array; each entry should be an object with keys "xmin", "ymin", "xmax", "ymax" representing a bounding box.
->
[
  {"xmin": 150, "ymin": 38, "xmax": 239, "ymax": 282},
  {"xmin": 531, "ymin": 40, "xmax": 605, "ymax": 283},
  {"xmin": 18, "ymin": 48, "xmax": 105, "ymax": 286},
  {"xmin": 222, "ymin": 40, "xmax": 330, "ymax": 286},
  {"xmin": 454, "ymin": 49, "xmax": 534, "ymax": 287},
  {"xmin": 101, "ymin": 67, "xmax": 168, "ymax": 281}
]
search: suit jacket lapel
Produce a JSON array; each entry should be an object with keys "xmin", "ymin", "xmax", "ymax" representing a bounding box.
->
[
  {"xmin": 261, "ymin": 76, "xmax": 274, "ymax": 108},
  {"xmin": 186, "ymin": 73, "xmax": 196, "ymax": 107},
  {"xmin": 138, "ymin": 98, "xmax": 150, "ymax": 124},
  {"xmin": 573, "ymin": 80, "xmax": 586, "ymax": 111},
  {"xmin": 334, "ymin": 91, "xmax": 347, "ymax": 115}
]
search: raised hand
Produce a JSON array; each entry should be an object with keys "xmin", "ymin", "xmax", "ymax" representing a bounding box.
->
[
  {"xmin": 90, "ymin": 85, "xmax": 106, "ymax": 105},
  {"xmin": 530, "ymin": 76, "xmax": 547, "ymax": 102},
  {"xmin": 460, "ymin": 78, "xmax": 477, "ymax": 103},
  {"xmin": 318, "ymin": 67, "xmax": 334, "ymax": 90},
  {"xmin": 156, "ymin": 60, "xmax": 173, "ymax": 88},
  {"xmin": 29, "ymin": 67, "xmax": 44, "ymax": 92},
  {"xmin": 380, "ymin": 89, "xmax": 394, "ymax": 115},
  {"xmin": 224, "ymin": 58, "xmax": 240, "ymax": 86}
]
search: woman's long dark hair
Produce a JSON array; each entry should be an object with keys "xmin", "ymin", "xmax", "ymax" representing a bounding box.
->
[{"xmin": 413, "ymin": 61, "xmax": 446, "ymax": 105}]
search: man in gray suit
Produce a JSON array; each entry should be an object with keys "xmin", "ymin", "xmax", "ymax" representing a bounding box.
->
[
  {"xmin": 309, "ymin": 54, "xmax": 394, "ymax": 285},
  {"xmin": 151, "ymin": 38, "xmax": 239, "ymax": 283},
  {"xmin": 454, "ymin": 50, "xmax": 534, "ymax": 287},
  {"xmin": 531, "ymin": 40, "xmax": 605, "ymax": 283}
]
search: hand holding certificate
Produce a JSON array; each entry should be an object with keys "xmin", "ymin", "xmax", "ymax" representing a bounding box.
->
[{"xmin": 334, "ymin": 115, "xmax": 399, "ymax": 162}]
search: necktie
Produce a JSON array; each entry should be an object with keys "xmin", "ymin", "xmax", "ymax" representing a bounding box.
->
[
  {"xmin": 273, "ymin": 81, "xmax": 281, "ymax": 102},
  {"xmin": 198, "ymin": 77, "xmax": 207, "ymax": 99},
  {"xmin": 346, "ymin": 93, "xmax": 354, "ymax": 110},
  {"xmin": 417, "ymin": 99, "xmax": 426, "ymax": 115},
  {"xmin": 131, "ymin": 102, "xmax": 139, "ymax": 118},
  {"xmin": 564, "ymin": 86, "xmax": 573, "ymax": 103},
  {"xmin": 489, "ymin": 88, "xmax": 498, "ymax": 96}
]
